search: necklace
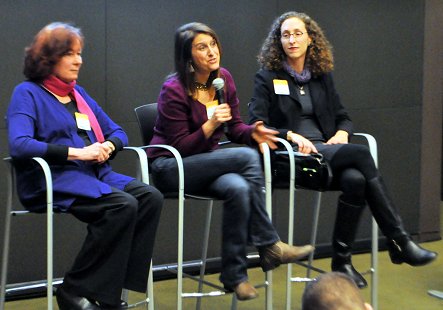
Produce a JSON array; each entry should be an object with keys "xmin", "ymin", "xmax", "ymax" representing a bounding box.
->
[
  {"xmin": 194, "ymin": 81, "xmax": 209, "ymax": 91},
  {"xmin": 297, "ymin": 84, "xmax": 306, "ymax": 96}
]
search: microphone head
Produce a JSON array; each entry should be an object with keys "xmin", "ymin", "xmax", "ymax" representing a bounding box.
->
[{"xmin": 212, "ymin": 78, "xmax": 224, "ymax": 91}]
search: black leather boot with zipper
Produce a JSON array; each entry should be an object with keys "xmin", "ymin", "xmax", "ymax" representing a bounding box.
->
[{"xmin": 366, "ymin": 176, "xmax": 437, "ymax": 266}]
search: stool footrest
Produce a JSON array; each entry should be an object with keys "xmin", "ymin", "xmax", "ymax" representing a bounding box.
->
[
  {"xmin": 127, "ymin": 298, "xmax": 149, "ymax": 308},
  {"xmin": 290, "ymin": 277, "xmax": 316, "ymax": 283},
  {"xmin": 293, "ymin": 261, "xmax": 325, "ymax": 274},
  {"xmin": 182, "ymin": 291, "xmax": 226, "ymax": 298},
  {"xmin": 428, "ymin": 290, "xmax": 443, "ymax": 300}
]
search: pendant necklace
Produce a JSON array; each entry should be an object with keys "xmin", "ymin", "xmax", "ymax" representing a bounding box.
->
[{"xmin": 297, "ymin": 84, "xmax": 305, "ymax": 96}]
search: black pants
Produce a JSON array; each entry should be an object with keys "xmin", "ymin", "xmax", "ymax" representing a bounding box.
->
[
  {"xmin": 316, "ymin": 143, "xmax": 377, "ymax": 204},
  {"xmin": 61, "ymin": 180, "xmax": 163, "ymax": 305}
]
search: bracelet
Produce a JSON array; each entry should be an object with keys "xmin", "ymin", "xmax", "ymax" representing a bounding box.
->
[{"xmin": 286, "ymin": 131, "xmax": 293, "ymax": 142}]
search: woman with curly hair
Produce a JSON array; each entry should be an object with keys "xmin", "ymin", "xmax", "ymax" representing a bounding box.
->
[{"xmin": 248, "ymin": 11, "xmax": 437, "ymax": 288}]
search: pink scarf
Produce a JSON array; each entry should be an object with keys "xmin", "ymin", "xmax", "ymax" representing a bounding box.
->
[{"xmin": 42, "ymin": 75, "xmax": 105, "ymax": 142}]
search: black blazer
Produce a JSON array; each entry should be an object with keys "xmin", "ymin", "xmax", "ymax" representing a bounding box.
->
[{"xmin": 248, "ymin": 68, "xmax": 353, "ymax": 141}]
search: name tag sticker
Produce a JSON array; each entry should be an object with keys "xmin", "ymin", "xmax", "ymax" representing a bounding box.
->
[
  {"xmin": 273, "ymin": 79, "xmax": 290, "ymax": 95},
  {"xmin": 75, "ymin": 112, "xmax": 91, "ymax": 131},
  {"xmin": 205, "ymin": 100, "xmax": 218, "ymax": 119}
]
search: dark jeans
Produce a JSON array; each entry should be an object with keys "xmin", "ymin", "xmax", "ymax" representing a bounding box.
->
[
  {"xmin": 151, "ymin": 147, "xmax": 279, "ymax": 288},
  {"xmin": 61, "ymin": 180, "xmax": 163, "ymax": 305}
]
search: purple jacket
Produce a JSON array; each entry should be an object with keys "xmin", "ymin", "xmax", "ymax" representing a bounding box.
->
[
  {"xmin": 148, "ymin": 68, "xmax": 254, "ymax": 158},
  {"xmin": 7, "ymin": 81, "xmax": 134, "ymax": 211}
]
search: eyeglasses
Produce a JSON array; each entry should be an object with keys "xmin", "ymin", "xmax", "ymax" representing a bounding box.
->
[{"xmin": 281, "ymin": 31, "xmax": 306, "ymax": 42}]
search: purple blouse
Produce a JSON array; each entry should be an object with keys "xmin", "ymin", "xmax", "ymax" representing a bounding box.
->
[{"xmin": 148, "ymin": 68, "xmax": 254, "ymax": 158}]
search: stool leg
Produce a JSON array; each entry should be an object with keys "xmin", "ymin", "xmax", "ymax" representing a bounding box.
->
[
  {"xmin": 265, "ymin": 183, "xmax": 273, "ymax": 310},
  {"xmin": 0, "ymin": 207, "xmax": 12, "ymax": 310},
  {"xmin": 147, "ymin": 261, "xmax": 154, "ymax": 310},
  {"xmin": 1, "ymin": 162, "xmax": 14, "ymax": 310},
  {"xmin": 121, "ymin": 289, "xmax": 129, "ymax": 304},
  {"xmin": 196, "ymin": 201, "xmax": 213, "ymax": 310},
  {"xmin": 38, "ymin": 158, "xmax": 54, "ymax": 310},
  {"xmin": 371, "ymin": 217, "xmax": 379, "ymax": 310},
  {"xmin": 177, "ymin": 197, "xmax": 184, "ymax": 310},
  {"xmin": 306, "ymin": 192, "xmax": 322, "ymax": 279},
  {"xmin": 230, "ymin": 294, "xmax": 238, "ymax": 310},
  {"xmin": 285, "ymin": 186, "xmax": 296, "ymax": 310},
  {"xmin": 47, "ymin": 202, "xmax": 53, "ymax": 310}
]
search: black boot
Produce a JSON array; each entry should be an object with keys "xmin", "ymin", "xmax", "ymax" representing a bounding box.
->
[
  {"xmin": 331, "ymin": 197, "xmax": 368, "ymax": 289},
  {"xmin": 387, "ymin": 235, "xmax": 437, "ymax": 266},
  {"xmin": 366, "ymin": 176, "xmax": 437, "ymax": 266}
]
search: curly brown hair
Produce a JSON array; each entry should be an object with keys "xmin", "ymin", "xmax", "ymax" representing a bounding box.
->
[
  {"xmin": 23, "ymin": 22, "xmax": 84, "ymax": 82},
  {"xmin": 258, "ymin": 12, "xmax": 334, "ymax": 76}
]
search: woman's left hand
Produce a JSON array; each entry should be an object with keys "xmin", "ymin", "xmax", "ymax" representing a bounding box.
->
[
  {"xmin": 251, "ymin": 121, "xmax": 279, "ymax": 151},
  {"xmin": 325, "ymin": 130, "xmax": 349, "ymax": 145}
]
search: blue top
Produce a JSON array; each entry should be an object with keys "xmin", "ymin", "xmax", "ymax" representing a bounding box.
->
[
  {"xmin": 148, "ymin": 67, "xmax": 255, "ymax": 158},
  {"xmin": 7, "ymin": 81, "xmax": 134, "ymax": 211}
]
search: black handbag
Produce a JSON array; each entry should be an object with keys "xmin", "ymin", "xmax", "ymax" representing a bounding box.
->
[{"xmin": 271, "ymin": 146, "xmax": 333, "ymax": 191}]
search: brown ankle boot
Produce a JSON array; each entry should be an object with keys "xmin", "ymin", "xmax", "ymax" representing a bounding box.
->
[
  {"xmin": 259, "ymin": 241, "xmax": 314, "ymax": 272},
  {"xmin": 233, "ymin": 281, "xmax": 258, "ymax": 301}
]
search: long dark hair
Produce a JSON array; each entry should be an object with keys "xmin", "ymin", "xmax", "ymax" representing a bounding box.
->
[
  {"xmin": 23, "ymin": 22, "xmax": 84, "ymax": 82},
  {"xmin": 173, "ymin": 22, "xmax": 222, "ymax": 96},
  {"xmin": 258, "ymin": 12, "xmax": 334, "ymax": 76}
]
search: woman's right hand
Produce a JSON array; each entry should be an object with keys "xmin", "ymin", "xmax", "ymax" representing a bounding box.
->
[
  {"xmin": 211, "ymin": 103, "xmax": 232, "ymax": 126},
  {"xmin": 68, "ymin": 142, "xmax": 111, "ymax": 164},
  {"xmin": 203, "ymin": 103, "xmax": 232, "ymax": 138},
  {"xmin": 288, "ymin": 132, "xmax": 318, "ymax": 154}
]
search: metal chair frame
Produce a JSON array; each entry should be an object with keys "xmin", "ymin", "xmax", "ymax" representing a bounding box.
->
[
  {"xmin": 1, "ymin": 147, "xmax": 155, "ymax": 310},
  {"xmin": 1, "ymin": 157, "xmax": 54, "ymax": 310},
  {"xmin": 262, "ymin": 134, "xmax": 379, "ymax": 310},
  {"xmin": 135, "ymin": 103, "xmax": 272, "ymax": 310},
  {"xmin": 428, "ymin": 290, "xmax": 443, "ymax": 300}
]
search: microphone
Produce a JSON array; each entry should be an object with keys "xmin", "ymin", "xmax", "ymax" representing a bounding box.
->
[{"xmin": 212, "ymin": 78, "xmax": 229, "ymax": 134}]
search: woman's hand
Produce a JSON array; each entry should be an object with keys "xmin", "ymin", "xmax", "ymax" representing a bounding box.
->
[
  {"xmin": 211, "ymin": 103, "xmax": 232, "ymax": 125},
  {"xmin": 251, "ymin": 121, "xmax": 279, "ymax": 151},
  {"xmin": 68, "ymin": 142, "xmax": 112, "ymax": 164},
  {"xmin": 288, "ymin": 132, "xmax": 318, "ymax": 154},
  {"xmin": 203, "ymin": 103, "xmax": 232, "ymax": 138},
  {"xmin": 326, "ymin": 130, "xmax": 349, "ymax": 145}
]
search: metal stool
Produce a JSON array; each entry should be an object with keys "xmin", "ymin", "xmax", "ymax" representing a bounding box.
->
[
  {"xmin": 1, "ymin": 148, "xmax": 155, "ymax": 310},
  {"xmin": 262, "ymin": 134, "xmax": 379, "ymax": 310},
  {"xmin": 135, "ymin": 103, "xmax": 272, "ymax": 310},
  {"xmin": 1, "ymin": 157, "xmax": 55, "ymax": 310}
]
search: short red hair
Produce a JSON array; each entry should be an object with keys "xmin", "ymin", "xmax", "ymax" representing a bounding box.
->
[{"xmin": 23, "ymin": 22, "xmax": 84, "ymax": 82}]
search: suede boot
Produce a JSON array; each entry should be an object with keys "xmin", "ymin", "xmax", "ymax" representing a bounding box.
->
[
  {"xmin": 233, "ymin": 281, "xmax": 258, "ymax": 301},
  {"xmin": 331, "ymin": 196, "xmax": 368, "ymax": 288},
  {"xmin": 258, "ymin": 241, "xmax": 314, "ymax": 272},
  {"xmin": 366, "ymin": 176, "xmax": 437, "ymax": 266}
]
